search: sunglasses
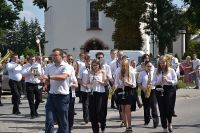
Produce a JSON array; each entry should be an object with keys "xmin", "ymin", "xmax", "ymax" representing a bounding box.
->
[{"xmin": 97, "ymin": 57, "xmax": 103, "ymax": 59}]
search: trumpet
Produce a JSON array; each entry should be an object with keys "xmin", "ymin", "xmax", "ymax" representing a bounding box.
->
[{"xmin": 0, "ymin": 49, "xmax": 14, "ymax": 65}]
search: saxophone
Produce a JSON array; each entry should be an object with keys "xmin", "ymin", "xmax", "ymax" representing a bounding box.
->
[{"xmin": 145, "ymin": 72, "xmax": 152, "ymax": 98}]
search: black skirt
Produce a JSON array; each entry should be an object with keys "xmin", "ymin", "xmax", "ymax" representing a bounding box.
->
[{"xmin": 115, "ymin": 86, "xmax": 136, "ymax": 111}]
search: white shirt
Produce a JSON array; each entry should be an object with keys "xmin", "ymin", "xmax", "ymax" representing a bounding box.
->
[
  {"xmin": 89, "ymin": 71, "xmax": 105, "ymax": 93},
  {"xmin": 6, "ymin": 61, "xmax": 22, "ymax": 81},
  {"xmin": 171, "ymin": 57, "xmax": 180, "ymax": 76},
  {"xmin": 109, "ymin": 59, "xmax": 117, "ymax": 78},
  {"xmin": 152, "ymin": 68, "xmax": 177, "ymax": 86},
  {"xmin": 102, "ymin": 63, "xmax": 112, "ymax": 80},
  {"xmin": 78, "ymin": 66, "xmax": 91, "ymax": 92},
  {"xmin": 192, "ymin": 59, "xmax": 200, "ymax": 70},
  {"xmin": 114, "ymin": 67, "xmax": 136, "ymax": 88},
  {"xmin": 44, "ymin": 61, "xmax": 71, "ymax": 95},
  {"xmin": 138, "ymin": 70, "xmax": 155, "ymax": 91},
  {"xmin": 109, "ymin": 59, "xmax": 121, "ymax": 80},
  {"xmin": 22, "ymin": 62, "xmax": 42, "ymax": 84},
  {"xmin": 63, "ymin": 62, "xmax": 77, "ymax": 98},
  {"xmin": 77, "ymin": 60, "xmax": 85, "ymax": 73}
]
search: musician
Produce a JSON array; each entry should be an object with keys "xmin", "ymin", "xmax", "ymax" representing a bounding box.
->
[
  {"xmin": 138, "ymin": 61, "xmax": 159, "ymax": 128},
  {"xmin": 130, "ymin": 59, "xmax": 143, "ymax": 109},
  {"xmin": 89, "ymin": 59, "xmax": 107, "ymax": 133},
  {"xmin": 192, "ymin": 54, "xmax": 200, "ymax": 89},
  {"xmin": 96, "ymin": 52, "xmax": 112, "ymax": 131},
  {"xmin": 77, "ymin": 53, "xmax": 86, "ymax": 103},
  {"xmin": 114, "ymin": 59, "xmax": 136, "ymax": 132},
  {"xmin": 0, "ymin": 63, "xmax": 4, "ymax": 106},
  {"xmin": 108, "ymin": 49, "xmax": 118, "ymax": 109},
  {"xmin": 66, "ymin": 54, "xmax": 78, "ymax": 131},
  {"xmin": 152, "ymin": 56, "xmax": 177, "ymax": 133},
  {"xmin": 22, "ymin": 55, "xmax": 43, "ymax": 119},
  {"xmin": 78, "ymin": 54, "xmax": 91, "ymax": 124},
  {"xmin": 6, "ymin": 53, "xmax": 22, "ymax": 114},
  {"xmin": 40, "ymin": 48, "xmax": 71, "ymax": 133}
]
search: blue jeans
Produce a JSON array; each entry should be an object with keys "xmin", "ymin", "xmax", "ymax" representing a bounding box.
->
[
  {"xmin": 45, "ymin": 94, "xmax": 70, "ymax": 133},
  {"xmin": 194, "ymin": 73, "xmax": 200, "ymax": 88}
]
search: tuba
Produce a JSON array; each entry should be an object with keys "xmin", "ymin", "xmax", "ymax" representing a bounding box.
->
[
  {"xmin": 0, "ymin": 49, "xmax": 14, "ymax": 65},
  {"xmin": 145, "ymin": 72, "xmax": 152, "ymax": 98}
]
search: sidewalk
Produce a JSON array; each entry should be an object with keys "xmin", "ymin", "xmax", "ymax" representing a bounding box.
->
[
  {"xmin": 176, "ymin": 88, "xmax": 200, "ymax": 98},
  {"xmin": 0, "ymin": 89, "xmax": 200, "ymax": 133}
]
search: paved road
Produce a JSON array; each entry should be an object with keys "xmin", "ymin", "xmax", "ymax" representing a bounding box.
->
[{"xmin": 0, "ymin": 89, "xmax": 200, "ymax": 133}]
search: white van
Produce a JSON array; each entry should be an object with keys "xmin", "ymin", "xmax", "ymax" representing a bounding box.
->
[{"xmin": 89, "ymin": 50, "xmax": 145, "ymax": 64}]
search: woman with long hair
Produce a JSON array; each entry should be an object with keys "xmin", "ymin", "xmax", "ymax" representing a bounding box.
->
[
  {"xmin": 153, "ymin": 56, "xmax": 177, "ymax": 132},
  {"xmin": 89, "ymin": 59, "xmax": 107, "ymax": 133},
  {"xmin": 115, "ymin": 59, "xmax": 136, "ymax": 132}
]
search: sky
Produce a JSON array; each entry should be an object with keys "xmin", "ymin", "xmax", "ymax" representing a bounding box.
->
[
  {"xmin": 19, "ymin": 0, "xmax": 44, "ymax": 28},
  {"xmin": 19, "ymin": 0, "xmax": 184, "ymax": 29}
]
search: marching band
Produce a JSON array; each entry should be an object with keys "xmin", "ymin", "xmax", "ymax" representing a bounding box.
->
[{"xmin": 1, "ymin": 48, "xmax": 200, "ymax": 133}]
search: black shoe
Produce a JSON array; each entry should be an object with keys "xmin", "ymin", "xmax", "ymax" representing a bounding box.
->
[
  {"xmin": 138, "ymin": 104, "xmax": 143, "ymax": 108},
  {"xmin": 120, "ymin": 121, "xmax": 125, "ymax": 127},
  {"xmin": 153, "ymin": 121, "xmax": 158, "ymax": 128},
  {"xmin": 126, "ymin": 127, "xmax": 132, "ymax": 132},
  {"xmin": 74, "ymin": 112, "xmax": 77, "ymax": 115},
  {"xmin": 84, "ymin": 119, "xmax": 88, "ymax": 124},
  {"xmin": 13, "ymin": 111, "xmax": 21, "ymax": 115},
  {"xmin": 168, "ymin": 124, "xmax": 173, "ymax": 132},
  {"xmin": 194, "ymin": 86, "xmax": 199, "ymax": 89},
  {"xmin": 41, "ymin": 100, "xmax": 45, "ymax": 103},
  {"xmin": 111, "ymin": 105, "xmax": 116, "ymax": 109},
  {"xmin": 35, "ymin": 112, "xmax": 39, "ymax": 117},
  {"xmin": 0, "ymin": 103, "xmax": 3, "ymax": 106},
  {"xmin": 172, "ymin": 113, "xmax": 177, "ymax": 117},
  {"xmin": 144, "ymin": 121, "xmax": 149, "ymax": 126},
  {"xmin": 31, "ymin": 115, "xmax": 35, "ymax": 119}
]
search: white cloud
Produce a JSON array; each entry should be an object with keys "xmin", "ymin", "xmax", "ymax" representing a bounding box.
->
[{"xmin": 19, "ymin": 10, "xmax": 36, "ymax": 22}]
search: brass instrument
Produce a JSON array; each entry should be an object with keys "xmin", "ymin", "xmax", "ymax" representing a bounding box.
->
[
  {"xmin": 0, "ymin": 49, "xmax": 14, "ymax": 65},
  {"xmin": 145, "ymin": 72, "xmax": 152, "ymax": 98}
]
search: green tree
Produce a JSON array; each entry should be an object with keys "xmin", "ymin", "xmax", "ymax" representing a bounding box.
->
[
  {"xmin": 4, "ymin": 18, "xmax": 44, "ymax": 55},
  {"xmin": 97, "ymin": 0, "xmax": 147, "ymax": 50},
  {"xmin": 0, "ymin": 0, "xmax": 23, "ymax": 31},
  {"xmin": 33, "ymin": 0, "xmax": 47, "ymax": 10},
  {"xmin": 144, "ymin": 0, "xmax": 184, "ymax": 54},
  {"xmin": 0, "ymin": 0, "xmax": 23, "ymax": 52},
  {"xmin": 183, "ymin": 0, "xmax": 200, "ymax": 28}
]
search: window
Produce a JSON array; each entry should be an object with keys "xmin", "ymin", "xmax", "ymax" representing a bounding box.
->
[{"xmin": 90, "ymin": 1, "xmax": 99, "ymax": 29}]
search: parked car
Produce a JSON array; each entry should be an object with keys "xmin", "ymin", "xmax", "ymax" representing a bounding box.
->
[{"xmin": 2, "ymin": 69, "xmax": 10, "ymax": 92}]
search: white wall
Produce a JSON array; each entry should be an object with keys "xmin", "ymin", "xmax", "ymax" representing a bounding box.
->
[{"xmin": 45, "ymin": 0, "xmax": 115, "ymax": 57}]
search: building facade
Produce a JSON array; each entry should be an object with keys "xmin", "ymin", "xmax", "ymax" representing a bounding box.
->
[{"xmin": 44, "ymin": 0, "xmax": 152, "ymax": 57}]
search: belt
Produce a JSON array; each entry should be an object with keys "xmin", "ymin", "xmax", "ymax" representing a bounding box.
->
[{"xmin": 26, "ymin": 82, "xmax": 40, "ymax": 86}]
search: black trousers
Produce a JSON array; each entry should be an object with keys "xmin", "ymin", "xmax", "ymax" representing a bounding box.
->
[
  {"xmin": 156, "ymin": 85, "xmax": 176, "ymax": 129},
  {"xmin": 9, "ymin": 79, "xmax": 22, "ymax": 113},
  {"xmin": 0, "ymin": 75, "xmax": 2, "ymax": 103},
  {"xmin": 89, "ymin": 92, "xmax": 107, "ymax": 133},
  {"xmin": 141, "ymin": 89, "xmax": 159, "ymax": 124},
  {"xmin": 69, "ymin": 90, "xmax": 75, "ymax": 131},
  {"xmin": 26, "ymin": 82, "xmax": 42, "ymax": 116},
  {"xmin": 81, "ymin": 91, "xmax": 90, "ymax": 122}
]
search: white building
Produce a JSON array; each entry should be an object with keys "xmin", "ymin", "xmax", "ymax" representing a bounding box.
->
[{"xmin": 44, "ymin": 0, "xmax": 151, "ymax": 57}]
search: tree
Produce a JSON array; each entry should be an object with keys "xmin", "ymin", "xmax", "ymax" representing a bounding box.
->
[
  {"xmin": 0, "ymin": 0, "xmax": 23, "ymax": 31},
  {"xmin": 144, "ymin": 0, "xmax": 184, "ymax": 54},
  {"xmin": 97, "ymin": 0, "xmax": 147, "ymax": 50},
  {"xmin": 3, "ymin": 18, "xmax": 44, "ymax": 56},
  {"xmin": 33, "ymin": 0, "xmax": 47, "ymax": 10},
  {"xmin": 183, "ymin": 0, "xmax": 200, "ymax": 28}
]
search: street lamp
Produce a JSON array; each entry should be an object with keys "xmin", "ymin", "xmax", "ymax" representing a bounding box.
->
[{"xmin": 36, "ymin": 37, "xmax": 42, "ymax": 57}]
